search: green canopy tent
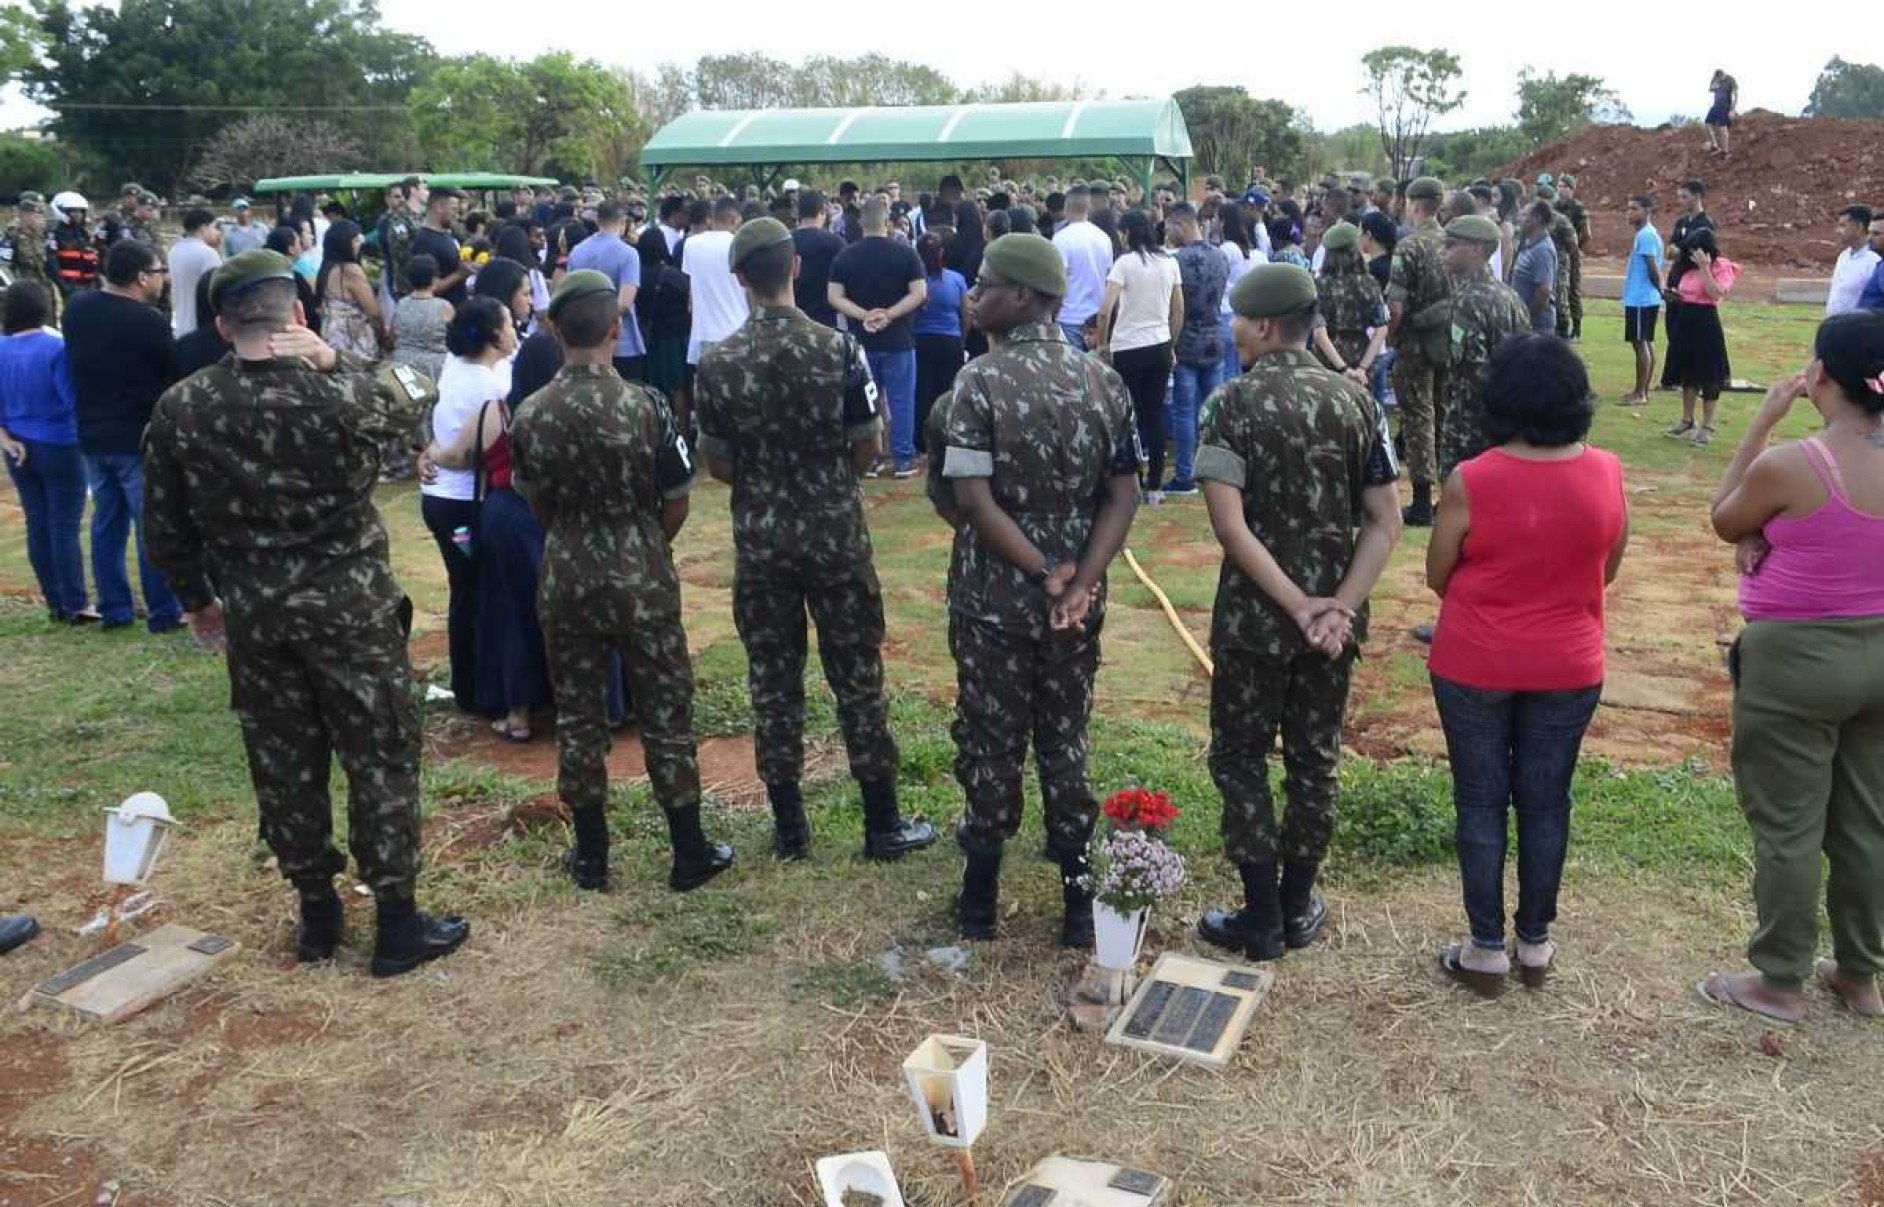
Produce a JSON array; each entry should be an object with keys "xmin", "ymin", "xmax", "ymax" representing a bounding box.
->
[
  {"xmin": 253, "ymin": 173, "xmax": 560, "ymax": 193},
  {"xmin": 639, "ymin": 99, "xmax": 1192, "ymax": 196}
]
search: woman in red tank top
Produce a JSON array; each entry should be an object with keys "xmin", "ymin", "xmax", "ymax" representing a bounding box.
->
[{"xmin": 1425, "ymin": 334, "xmax": 1630, "ymax": 997}]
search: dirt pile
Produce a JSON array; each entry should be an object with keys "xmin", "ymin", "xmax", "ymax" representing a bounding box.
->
[{"xmin": 1500, "ymin": 110, "xmax": 1884, "ymax": 269}]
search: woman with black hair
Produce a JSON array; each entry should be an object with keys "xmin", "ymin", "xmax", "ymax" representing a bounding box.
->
[
  {"xmin": 1217, "ymin": 202, "xmax": 1263, "ymax": 384},
  {"xmin": 1665, "ymin": 228, "xmax": 1740, "ymax": 446},
  {"xmin": 265, "ymin": 224, "xmax": 322, "ymax": 332},
  {"xmin": 313, "ymin": 220, "xmax": 383, "ymax": 360},
  {"xmin": 1702, "ymin": 311, "xmax": 1884, "ymax": 1023},
  {"xmin": 633, "ymin": 233, "xmax": 690, "ymax": 403},
  {"xmin": 1427, "ymin": 332, "xmax": 1629, "ymax": 997},
  {"xmin": 948, "ymin": 198, "xmax": 985, "ymax": 286},
  {"xmin": 473, "ymin": 256, "xmax": 534, "ymax": 345},
  {"xmin": 1098, "ymin": 209, "xmax": 1181, "ymax": 502},
  {"xmin": 912, "ymin": 233, "xmax": 969, "ymax": 456},
  {"xmin": 493, "ymin": 223, "xmax": 550, "ymax": 317}
]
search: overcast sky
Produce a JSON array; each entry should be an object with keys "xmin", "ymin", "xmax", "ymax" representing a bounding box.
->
[{"xmin": 1, "ymin": 4, "xmax": 1843, "ymax": 136}]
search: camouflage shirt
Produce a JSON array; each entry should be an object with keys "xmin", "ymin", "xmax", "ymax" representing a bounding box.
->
[
  {"xmin": 509, "ymin": 363, "xmax": 694, "ymax": 633},
  {"xmin": 940, "ymin": 319, "xmax": 1139, "ymax": 633},
  {"xmin": 126, "ymin": 217, "xmax": 164, "ymax": 255},
  {"xmin": 142, "ymin": 351, "xmax": 427, "ymax": 641},
  {"xmin": 694, "ymin": 303, "xmax": 882, "ymax": 575},
  {"xmin": 1445, "ymin": 272, "xmax": 1531, "ymax": 371},
  {"xmin": 3, "ymin": 223, "xmax": 50, "ymax": 287},
  {"xmin": 382, "ymin": 212, "xmax": 419, "ymax": 297},
  {"xmin": 1314, "ymin": 271, "xmax": 1387, "ymax": 370},
  {"xmin": 1547, "ymin": 211, "xmax": 1580, "ymax": 266},
  {"xmin": 1558, "ymin": 198, "xmax": 1592, "ymax": 251},
  {"xmin": 1194, "ymin": 349, "xmax": 1397, "ymax": 658},
  {"xmin": 1386, "ymin": 218, "xmax": 1451, "ymax": 354}
]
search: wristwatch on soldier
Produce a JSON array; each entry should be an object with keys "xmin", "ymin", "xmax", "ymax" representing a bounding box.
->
[{"xmin": 1035, "ymin": 554, "xmax": 1062, "ymax": 584}]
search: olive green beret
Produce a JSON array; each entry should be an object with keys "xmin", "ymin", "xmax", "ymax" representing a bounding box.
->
[
  {"xmin": 1406, "ymin": 176, "xmax": 1445, "ymax": 201},
  {"xmin": 1375, "ymin": 178, "xmax": 1397, "ymax": 191},
  {"xmin": 208, "ymin": 249, "xmax": 295, "ymax": 310},
  {"xmin": 546, "ymin": 269, "xmax": 616, "ymax": 320},
  {"xmin": 1230, "ymin": 263, "xmax": 1318, "ymax": 320},
  {"xmin": 19, "ymin": 190, "xmax": 44, "ymax": 204},
  {"xmin": 1321, "ymin": 221, "xmax": 1360, "ymax": 252},
  {"xmin": 981, "ymin": 233, "xmax": 1067, "ymax": 298},
  {"xmin": 1443, "ymin": 215, "xmax": 1503, "ymax": 246},
  {"xmin": 1559, "ymin": 174, "xmax": 1577, "ymax": 187},
  {"xmin": 729, "ymin": 217, "xmax": 792, "ymax": 270},
  {"xmin": 16, "ymin": 198, "xmax": 44, "ymax": 215},
  {"xmin": 1534, "ymin": 183, "xmax": 1558, "ymax": 201}
]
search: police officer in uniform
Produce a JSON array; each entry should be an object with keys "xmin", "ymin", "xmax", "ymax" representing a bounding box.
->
[
  {"xmin": 939, "ymin": 233, "xmax": 1141, "ymax": 947},
  {"xmin": 694, "ymin": 218, "xmax": 937, "ymax": 862},
  {"xmin": 1437, "ymin": 215, "xmax": 1532, "ymax": 480},
  {"xmin": 1387, "ymin": 176, "xmax": 1451, "ymax": 527},
  {"xmin": 1193, "ymin": 264, "xmax": 1402, "ymax": 960},
  {"xmin": 142, "ymin": 250, "xmax": 469, "ymax": 977},
  {"xmin": 509, "ymin": 270, "xmax": 735, "ymax": 893},
  {"xmin": 50, "ymin": 192, "xmax": 99, "ymax": 298}
]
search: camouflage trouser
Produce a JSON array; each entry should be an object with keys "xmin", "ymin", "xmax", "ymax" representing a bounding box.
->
[
  {"xmin": 1438, "ymin": 372, "xmax": 1493, "ymax": 482},
  {"xmin": 734, "ymin": 559, "xmax": 898, "ymax": 786},
  {"xmin": 1391, "ymin": 353, "xmax": 1448, "ymax": 487},
  {"xmin": 228, "ymin": 608, "xmax": 421, "ymax": 893},
  {"xmin": 1209, "ymin": 644, "xmax": 1355, "ymax": 865},
  {"xmin": 949, "ymin": 611, "xmax": 1101, "ymax": 856},
  {"xmin": 1554, "ymin": 262, "xmax": 1573, "ymax": 339},
  {"xmin": 1567, "ymin": 252, "xmax": 1584, "ymax": 336},
  {"xmin": 545, "ymin": 614, "xmax": 700, "ymax": 813}
]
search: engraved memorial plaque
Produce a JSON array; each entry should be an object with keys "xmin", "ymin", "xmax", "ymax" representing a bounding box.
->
[
  {"xmin": 187, "ymin": 934, "xmax": 234, "ymax": 956},
  {"xmin": 1121, "ymin": 979, "xmax": 1175, "ymax": 1039},
  {"xmin": 1003, "ymin": 1185, "xmax": 1056, "ymax": 1207},
  {"xmin": 1109, "ymin": 1168, "xmax": 1162, "ymax": 1195},
  {"xmin": 1106, "ymin": 953, "xmax": 1273, "ymax": 1067},
  {"xmin": 1149, "ymin": 986, "xmax": 1208, "ymax": 1046},
  {"xmin": 37, "ymin": 943, "xmax": 144, "ymax": 996},
  {"xmin": 1221, "ymin": 970, "xmax": 1262, "ymax": 991},
  {"xmin": 1187, "ymin": 993, "xmax": 1239, "ymax": 1053}
]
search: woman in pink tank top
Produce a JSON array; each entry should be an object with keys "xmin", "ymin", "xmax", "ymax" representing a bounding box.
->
[{"xmin": 1703, "ymin": 311, "xmax": 1884, "ymax": 1023}]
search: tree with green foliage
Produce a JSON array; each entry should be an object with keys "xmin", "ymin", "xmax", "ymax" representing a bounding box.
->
[
  {"xmin": 1418, "ymin": 126, "xmax": 1533, "ymax": 183},
  {"xmin": 1805, "ymin": 56, "xmax": 1884, "ymax": 119},
  {"xmin": 1360, "ymin": 46, "xmax": 1466, "ymax": 179},
  {"xmin": 410, "ymin": 53, "xmax": 644, "ymax": 179},
  {"xmin": 691, "ymin": 52, "xmax": 799, "ymax": 111},
  {"xmin": 795, "ymin": 54, "xmax": 956, "ymax": 107},
  {"xmin": 1514, "ymin": 69, "xmax": 1630, "ymax": 148},
  {"xmin": 0, "ymin": 135, "xmax": 61, "ymax": 198},
  {"xmin": 1173, "ymin": 86, "xmax": 1306, "ymax": 184},
  {"xmin": 25, "ymin": 0, "xmax": 430, "ymax": 194},
  {"xmin": 1, "ymin": 6, "xmax": 42, "ymax": 84}
]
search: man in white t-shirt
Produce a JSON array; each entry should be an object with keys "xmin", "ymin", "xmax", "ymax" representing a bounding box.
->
[
  {"xmin": 1051, "ymin": 191, "xmax": 1115, "ymax": 350},
  {"xmin": 1827, "ymin": 204, "xmax": 1880, "ymax": 317},
  {"xmin": 682, "ymin": 196, "xmax": 749, "ymax": 366},
  {"xmin": 167, "ymin": 207, "xmax": 224, "ymax": 336}
]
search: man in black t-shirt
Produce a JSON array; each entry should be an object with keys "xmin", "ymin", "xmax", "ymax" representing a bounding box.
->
[
  {"xmin": 792, "ymin": 190, "xmax": 846, "ymax": 328},
  {"xmin": 829, "ymin": 200, "xmax": 927, "ymax": 476},
  {"xmin": 1660, "ymin": 179, "xmax": 1717, "ymax": 390},
  {"xmin": 411, "ymin": 188, "xmax": 470, "ymax": 308}
]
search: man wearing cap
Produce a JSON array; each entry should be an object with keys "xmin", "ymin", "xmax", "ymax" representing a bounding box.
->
[
  {"xmin": 695, "ymin": 219, "xmax": 936, "ymax": 864},
  {"xmin": 1437, "ymin": 215, "xmax": 1530, "ymax": 480},
  {"xmin": 1194, "ymin": 263, "xmax": 1401, "ymax": 962},
  {"xmin": 1312, "ymin": 222, "xmax": 1387, "ymax": 378},
  {"xmin": 1557, "ymin": 176, "xmax": 1592, "ymax": 340},
  {"xmin": 143, "ymin": 249, "xmax": 469, "ymax": 977},
  {"xmin": 1535, "ymin": 185, "xmax": 1580, "ymax": 340},
  {"xmin": 1386, "ymin": 175, "xmax": 1452, "ymax": 526},
  {"xmin": 5, "ymin": 196, "xmax": 56, "ymax": 318},
  {"xmin": 943, "ymin": 232, "xmax": 1141, "ymax": 948},
  {"xmin": 124, "ymin": 190, "xmax": 163, "ymax": 255},
  {"xmin": 509, "ymin": 269, "xmax": 734, "ymax": 895},
  {"xmin": 222, "ymin": 197, "xmax": 268, "ymax": 259}
]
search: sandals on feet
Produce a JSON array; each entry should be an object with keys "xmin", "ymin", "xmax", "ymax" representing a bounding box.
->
[
  {"xmin": 1515, "ymin": 940, "xmax": 1556, "ymax": 989},
  {"xmin": 1696, "ymin": 970, "xmax": 1804, "ymax": 1025},
  {"xmin": 1440, "ymin": 943, "xmax": 1508, "ymax": 1000},
  {"xmin": 1691, "ymin": 425, "xmax": 1716, "ymax": 447},
  {"xmin": 1817, "ymin": 959, "xmax": 1884, "ymax": 1019},
  {"xmin": 1665, "ymin": 419, "xmax": 1696, "ymax": 438}
]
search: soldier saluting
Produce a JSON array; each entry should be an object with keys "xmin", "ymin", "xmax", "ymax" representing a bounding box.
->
[
  {"xmin": 938, "ymin": 233, "xmax": 1141, "ymax": 947},
  {"xmin": 1193, "ymin": 264, "xmax": 1402, "ymax": 961},
  {"xmin": 694, "ymin": 218, "xmax": 936, "ymax": 862},
  {"xmin": 143, "ymin": 250, "xmax": 469, "ymax": 977}
]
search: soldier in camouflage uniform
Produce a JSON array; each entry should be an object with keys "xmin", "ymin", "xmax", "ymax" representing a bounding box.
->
[
  {"xmin": 1194, "ymin": 264, "xmax": 1402, "ymax": 962},
  {"xmin": 124, "ymin": 189, "xmax": 164, "ymax": 255},
  {"xmin": 1312, "ymin": 222, "xmax": 1387, "ymax": 378},
  {"xmin": 142, "ymin": 250, "xmax": 469, "ymax": 978},
  {"xmin": 4, "ymin": 196, "xmax": 57, "ymax": 322},
  {"xmin": 694, "ymin": 218, "xmax": 936, "ymax": 863},
  {"xmin": 1387, "ymin": 176, "xmax": 1452, "ymax": 527},
  {"xmin": 509, "ymin": 270, "xmax": 735, "ymax": 894},
  {"xmin": 378, "ymin": 176, "xmax": 426, "ymax": 301},
  {"xmin": 1557, "ymin": 176, "xmax": 1593, "ymax": 341},
  {"xmin": 1438, "ymin": 215, "xmax": 1533, "ymax": 480},
  {"xmin": 941, "ymin": 233, "xmax": 1142, "ymax": 948},
  {"xmin": 1536, "ymin": 184, "xmax": 1580, "ymax": 341}
]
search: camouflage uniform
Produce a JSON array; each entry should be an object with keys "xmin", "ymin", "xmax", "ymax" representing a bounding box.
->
[
  {"xmin": 1559, "ymin": 197, "xmax": 1592, "ymax": 339},
  {"xmin": 1314, "ymin": 271, "xmax": 1386, "ymax": 372},
  {"xmin": 1194, "ymin": 350, "xmax": 1397, "ymax": 865},
  {"xmin": 382, "ymin": 210, "xmax": 419, "ymax": 298},
  {"xmin": 694, "ymin": 304, "xmax": 898, "ymax": 788},
  {"xmin": 142, "ymin": 350, "xmax": 429, "ymax": 893},
  {"xmin": 1387, "ymin": 218, "xmax": 1451, "ymax": 488},
  {"xmin": 509, "ymin": 364, "xmax": 700, "ymax": 815},
  {"xmin": 941, "ymin": 319, "xmax": 1139, "ymax": 856},
  {"xmin": 3, "ymin": 210, "xmax": 57, "ymax": 320},
  {"xmin": 1439, "ymin": 271, "xmax": 1531, "ymax": 479},
  {"xmin": 1546, "ymin": 210, "xmax": 1580, "ymax": 340}
]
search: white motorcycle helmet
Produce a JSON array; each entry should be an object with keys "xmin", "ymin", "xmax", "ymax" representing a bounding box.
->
[{"xmin": 50, "ymin": 191, "xmax": 90, "ymax": 222}]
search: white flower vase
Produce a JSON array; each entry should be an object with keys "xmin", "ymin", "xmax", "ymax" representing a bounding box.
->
[{"xmin": 1093, "ymin": 902, "xmax": 1148, "ymax": 971}]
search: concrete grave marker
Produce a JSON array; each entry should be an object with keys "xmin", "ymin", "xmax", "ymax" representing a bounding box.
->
[
  {"xmin": 20, "ymin": 923, "xmax": 239, "ymax": 1024},
  {"xmin": 1103, "ymin": 952, "xmax": 1271, "ymax": 1068}
]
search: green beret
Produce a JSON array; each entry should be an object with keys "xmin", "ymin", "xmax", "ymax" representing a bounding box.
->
[
  {"xmin": 1443, "ymin": 215, "xmax": 1502, "ymax": 246},
  {"xmin": 1230, "ymin": 263, "xmax": 1318, "ymax": 320},
  {"xmin": 19, "ymin": 190, "xmax": 44, "ymax": 204},
  {"xmin": 1534, "ymin": 184, "xmax": 1558, "ymax": 201},
  {"xmin": 1376, "ymin": 178, "xmax": 1397, "ymax": 192},
  {"xmin": 729, "ymin": 217, "xmax": 792, "ymax": 270},
  {"xmin": 1321, "ymin": 222, "xmax": 1360, "ymax": 252},
  {"xmin": 16, "ymin": 198, "xmax": 44, "ymax": 215},
  {"xmin": 1406, "ymin": 176, "xmax": 1445, "ymax": 201},
  {"xmin": 208, "ymin": 249, "xmax": 295, "ymax": 311},
  {"xmin": 1559, "ymin": 174, "xmax": 1577, "ymax": 187},
  {"xmin": 981, "ymin": 233, "xmax": 1067, "ymax": 298},
  {"xmin": 547, "ymin": 269, "xmax": 616, "ymax": 320}
]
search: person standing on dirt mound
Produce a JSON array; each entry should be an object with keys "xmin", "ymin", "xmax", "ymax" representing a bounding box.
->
[
  {"xmin": 693, "ymin": 218, "xmax": 937, "ymax": 866},
  {"xmin": 1193, "ymin": 265, "xmax": 1402, "ymax": 963},
  {"xmin": 142, "ymin": 250, "xmax": 470, "ymax": 979},
  {"xmin": 1705, "ymin": 70, "xmax": 1738, "ymax": 158},
  {"xmin": 940, "ymin": 233, "xmax": 1141, "ymax": 949},
  {"xmin": 509, "ymin": 270, "xmax": 734, "ymax": 895}
]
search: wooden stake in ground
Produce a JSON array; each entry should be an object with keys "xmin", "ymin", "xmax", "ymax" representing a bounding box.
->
[{"xmin": 953, "ymin": 1149, "xmax": 979, "ymax": 1203}]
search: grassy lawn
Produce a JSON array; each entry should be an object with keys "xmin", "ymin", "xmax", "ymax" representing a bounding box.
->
[{"xmin": 2, "ymin": 300, "xmax": 1879, "ymax": 1207}]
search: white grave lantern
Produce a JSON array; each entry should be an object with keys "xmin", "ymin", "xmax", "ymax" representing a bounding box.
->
[
  {"xmin": 102, "ymin": 792, "xmax": 177, "ymax": 887},
  {"xmin": 815, "ymin": 1150, "xmax": 906, "ymax": 1207},
  {"xmin": 901, "ymin": 1034, "xmax": 988, "ymax": 1150}
]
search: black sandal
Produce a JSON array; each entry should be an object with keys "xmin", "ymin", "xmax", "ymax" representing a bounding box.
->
[
  {"xmin": 1440, "ymin": 943, "xmax": 1508, "ymax": 1000},
  {"xmin": 1515, "ymin": 940, "xmax": 1556, "ymax": 989}
]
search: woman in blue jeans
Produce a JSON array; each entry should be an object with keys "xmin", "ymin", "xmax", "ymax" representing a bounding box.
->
[
  {"xmin": 1425, "ymin": 335, "xmax": 1629, "ymax": 995},
  {"xmin": 0, "ymin": 281, "xmax": 95, "ymax": 623}
]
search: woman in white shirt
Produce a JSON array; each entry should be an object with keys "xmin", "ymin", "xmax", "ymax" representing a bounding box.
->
[
  {"xmin": 1217, "ymin": 203, "xmax": 1265, "ymax": 384},
  {"xmin": 1097, "ymin": 209, "xmax": 1183, "ymax": 504}
]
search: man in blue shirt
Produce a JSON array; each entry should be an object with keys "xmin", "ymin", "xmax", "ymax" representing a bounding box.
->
[
  {"xmin": 566, "ymin": 201, "xmax": 647, "ymax": 381},
  {"xmin": 1859, "ymin": 215, "xmax": 1884, "ymax": 312},
  {"xmin": 1510, "ymin": 201, "xmax": 1558, "ymax": 335},
  {"xmin": 1621, "ymin": 195, "xmax": 1666, "ymax": 404}
]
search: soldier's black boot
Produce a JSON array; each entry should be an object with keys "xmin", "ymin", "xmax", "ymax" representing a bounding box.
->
[
  {"xmin": 1280, "ymin": 859, "xmax": 1328, "ymax": 950},
  {"xmin": 665, "ymin": 806, "xmax": 735, "ymax": 891},
  {"xmin": 1057, "ymin": 848, "xmax": 1095, "ymax": 950},
  {"xmin": 370, "ymin": 890, "xmax": 470, "ymax": 979},
  {"xmin": 955, "ymin": 833, "xmax": 1003, "ymax": 941},
  {"xmin": 1402, "ymin": 482, "xmax": 1434, "ymax": 528},
  {"xmin": 294, "ymin": 880, "xmax": 343, "ymax": 963},
  {"xmin": 1197, "ymin": 859, "xmax": 1285, "ymax": 962},
  {"xmin": 860, "ymin": 778, "xmax": 937, "ymax": 861},
  {"xmin": 565, "ymin": 804, "xmax": 610, "ymax": 891},
  {"xmin": 768, "ymin": 782, "xmax": 811, "ymax": 861}
]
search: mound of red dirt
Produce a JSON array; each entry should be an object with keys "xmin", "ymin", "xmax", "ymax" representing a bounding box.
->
[{"xmin": 1500, "ymin": 110, "xmax": 1884, "ymax": 269}]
